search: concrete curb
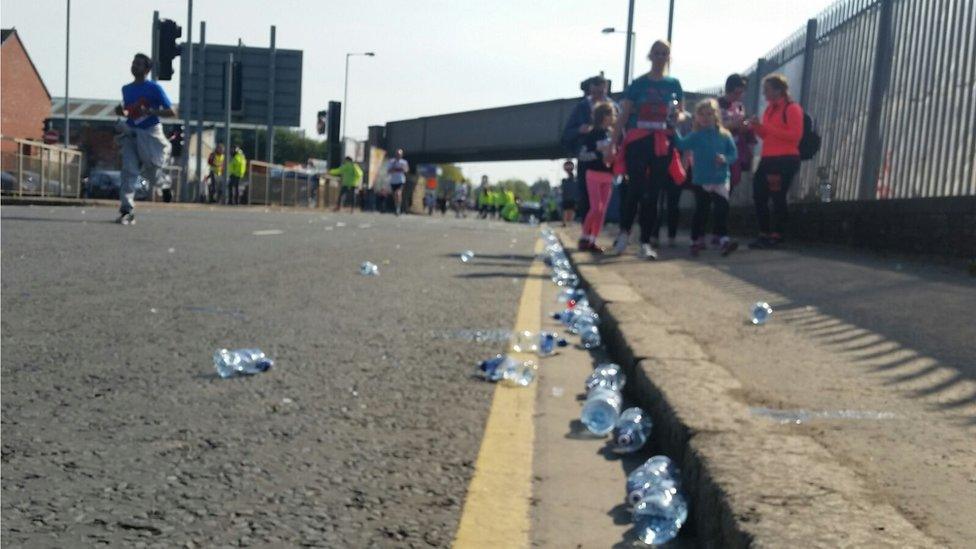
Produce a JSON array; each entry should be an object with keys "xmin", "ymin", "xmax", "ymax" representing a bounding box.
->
[{"xmin": 556, "ymin": 228, "xmax": 937, "ymax": 548}]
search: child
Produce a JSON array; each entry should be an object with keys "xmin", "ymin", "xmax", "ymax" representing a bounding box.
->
[
  {"xmin": 578, "ymin": 102, "xmax": 618, "ymax": 253},
  {"xmin": 672, "ymin": 99, "xmax": 739, "ymax": 256}
]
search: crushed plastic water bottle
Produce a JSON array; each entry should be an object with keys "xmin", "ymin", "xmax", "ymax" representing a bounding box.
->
[
  {"xmin": 626, "ymin": 456, "xmax": 681, "ymax": 506},
  {"xmin": 528, "ymin": 214, "xmax": 539, "ymax": 226},
  {"xmin": 214, "ymin": 348, "xmax": 273, "ymax": 379},
  {"xmin": 459, "ymin": 250, "xmax": 475, "ymax": 263},
  {"xmin": 552, "ymin": 271, "xmax": 579, "ymax": 288},
  {"xmin": 538, "ymin": 331, "xmax": 568, "ymax": 356},
  {"xmin": 360, "ymin": 261, "xmax": 379, "ymax": 276},
  {"xmin": 633, "ymin": 486, "xmax": 688, "ymax": 545},
  {"xmin": 511, "ymin": 330, "xmax": 539, "ymax": 353},
  {"xmin": 557, "ymin": 287, "xmax": 587, "ymax": 304},
  {"xmin": 612, "ymin": 407, "xmax": 652, "ymax": 454},
  {"xmin": 580, "ymin": 325, "xmax": 602, "ymax": 349},
  {"xmin": 751, "ymin": 301, "xmax": 773, "ymax": 325},
  {"xmin": 585, "ymin": 363, "xmax": 626, "ymax": 393},
  {"xmin": 580, "ymin": 386, "xmax": 623, "ymax": 435},
  {"xmin": 478, "ymin": 355, "xmax": 538, "ymax": 387}
]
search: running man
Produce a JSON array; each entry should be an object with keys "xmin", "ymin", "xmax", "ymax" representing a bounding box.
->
[
  {"xmin": 115, "ymin": 53, "xmax": 176, "ymax": 224},
  {"xmin": 387, "ymin": 149, "xmax": 409, "ymax": 215}
]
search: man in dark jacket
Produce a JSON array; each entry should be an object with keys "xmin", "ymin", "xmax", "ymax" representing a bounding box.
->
[{"xmin": 561, "ymin": 74, "xmax": 617, "ymax": 221}]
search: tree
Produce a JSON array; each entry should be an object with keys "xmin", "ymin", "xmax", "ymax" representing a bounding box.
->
[
  {"xmin": 230, "ymin": 129, "xmax": 328, "ymax": 165},
  {"xmin": 438, "ymin": 164, "xmax": 466, "ymax": 183},
  {"xmin": 530, "ymin": 178, "xmax": 551, "ymax": 199},
  {"xmin": 497, "ymin": 178, "xmax": 531, "ymax": 200}
]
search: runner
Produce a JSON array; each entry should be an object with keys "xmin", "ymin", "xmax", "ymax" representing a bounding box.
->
[
  {"xmin": 115, "ymin": 53, "xmax": 176, "ymax": 224},
  {"xmin": 747, "ymin": 74, "xmax": 804, "ymax": 249},
  {"xmin": 387, "ymin": 149, "xmax": 409, "ymax": 215},
  {"xmin": 452, "ymin": 181, "xmax": 469, "ymax": 218},
  {"xmin": 558, "ymin": 160, "xmax": 576, "ymax": 227},
  {"xmin": 612, "ymin": 40, "xmax": 685, "ymax": 260}
]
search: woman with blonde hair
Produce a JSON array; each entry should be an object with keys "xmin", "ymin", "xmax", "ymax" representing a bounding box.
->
[
  {"xmin": 612, "ymin": 39, "xmax": 685, "ymax": 260},
  {"xmin": 672, "ymin": 98, "xmax": 739, "ymax": 256}
]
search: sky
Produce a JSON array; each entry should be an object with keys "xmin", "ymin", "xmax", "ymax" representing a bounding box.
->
[{"xmin": 1, "ymin": 0, "xmax": 837, "ymax": 184}]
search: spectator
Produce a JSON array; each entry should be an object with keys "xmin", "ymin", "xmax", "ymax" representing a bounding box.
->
[
  {"xmin": 227, "ymin": 145, "xmax": 247, "ymax": 205},
  {"xmin": 114, "ymin": 52, "xmax": 176, "ymax": 224},
  {"xmin": 329, "ymin": 156, "xmax": 364, "ymax": 213},
  {"xmin": 562, "ymin": 74, "xmax": 619, "ymax": 222},
  {"xmin": 206, "ymin": 144, "xmax": 224, "ymax": 203},
  {"xmin": 747, "ymin": 73, "xmax": 804, "ymax": 249},
  {"xmin": 579, "ymin": 102, "xmax": 617, "ymax": 253},
  {"xmin": 672, "ymin": 98, "xmax": 739, "ymax": 256},
  {"xmin": 612, "ymin": 39, "xmax": 685, "ymax": 260}
]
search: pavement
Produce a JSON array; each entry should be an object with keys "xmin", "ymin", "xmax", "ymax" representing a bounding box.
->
[{"xmin": 559, "ymin": 224, "xmax": 976, "ymax": 548}]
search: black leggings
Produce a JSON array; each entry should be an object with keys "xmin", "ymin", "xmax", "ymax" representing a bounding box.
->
[
  {"xmin": 753, "ymin": 156, "xmax": 800, "ymax": 235},
  {"xmin": 620, "ymin": 135, "xmax": 670, "ymax": 244},
  {"xmin": 691, "ymin": 186, "xmax": 729, "ymax": 241},
  {"xmin": 655, "ymin": 176, "xmax": 686, "ymax": 241}
]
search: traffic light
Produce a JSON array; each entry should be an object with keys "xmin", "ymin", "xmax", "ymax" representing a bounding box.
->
[
  {"xmin": 156, "ymin": 19, "xmax": 182, "ymax": 80},
  {"xmin": 327, "ymin": 102, "xmax": 342, "ymax": 169},
  {"xmin": 231, "ymin": 61, "xmax": 243, "ymax": 111}
]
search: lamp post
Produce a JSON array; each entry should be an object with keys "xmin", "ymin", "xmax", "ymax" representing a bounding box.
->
[
  {"xmin": 602, "ymin": 27, "xmax": 635, "ymax": 87},
  {"xmin": 342, "ymin": 51, "xmax": 375, "ymax": 141}
]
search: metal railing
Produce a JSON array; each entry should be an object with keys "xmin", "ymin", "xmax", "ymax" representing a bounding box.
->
[
  {"xmin": 248, "ymin": 160, "xmax": 339, "ymax": 207},
  {"xmin": 150, "ymin": 165, "xmax": 184, "ymax": 202},
  {"xmin": 1, "ymin": 139, "xmax": 84, "ymax": 198},
  {"xmin": 722, "ymin": 0, "xmax": 975, "ymax": 204}
]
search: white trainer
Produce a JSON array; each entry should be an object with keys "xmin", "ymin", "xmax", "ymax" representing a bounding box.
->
[
  {"xmin": 613, "ymin": 232, "xmax": 629, "ymax": 254},
  {"xmin": 638, "ymin": 243, "xmax": 658, "ymax": 260}
]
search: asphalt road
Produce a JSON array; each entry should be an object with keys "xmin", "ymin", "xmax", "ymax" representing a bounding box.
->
[{"xmin": 1, "ymin": 205, "xmax": 538, "ymax": 547}]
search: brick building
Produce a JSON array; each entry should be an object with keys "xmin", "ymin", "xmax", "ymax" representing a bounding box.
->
[{"xmin": 1, "ymin": 28, "xmax": 52, "ymax": 155}]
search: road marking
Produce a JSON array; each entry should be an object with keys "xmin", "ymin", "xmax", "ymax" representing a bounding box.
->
[
  {"xmin": 252, "ymin": 229, "xmax": 283, "ymax": 236},
  {"xmin": 454, "ymin": 238, "xmax": 543, "ymax": 549}
]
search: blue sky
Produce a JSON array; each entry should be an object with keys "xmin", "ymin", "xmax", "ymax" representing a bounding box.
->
[{"xmin": 1, "ymin": 0, "xmax": 836, "ymax": 183}]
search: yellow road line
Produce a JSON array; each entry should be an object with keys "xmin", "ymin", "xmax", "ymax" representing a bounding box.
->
[{"xmin": 454, "ymin": 239, "xmax": 544, "ymax": 549}]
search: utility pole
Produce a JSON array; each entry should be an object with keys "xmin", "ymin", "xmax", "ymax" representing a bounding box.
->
[
  {"xmin": 224, "ymin": 53, "xmax": 233, "ymax": 204},
  {"xmin": 624, "ymin": 0, "xmax": 634, "ymax": 89},
  {"xmin": 151, "ymin": 11, "xmax": 159, "ymax": 81},
  {"xmin": 63, "ymin": 0, "xmax": 70, "ymax": 146},
  {"xmin": 667, "ymin": 0, "xmax": 675, "ymax": 43},
  {"xmin": 266, "ymin": 26, "xmax": 276, "ymax": 164}
]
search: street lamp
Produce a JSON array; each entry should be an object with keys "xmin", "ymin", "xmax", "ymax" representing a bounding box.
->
[
  {"xmin": 602, "ymin": 27, "xmax": 635, "ymax": 87},
  {"xmin": 342, "ymin": 51, "xmax": 375, "ymax": 141}
]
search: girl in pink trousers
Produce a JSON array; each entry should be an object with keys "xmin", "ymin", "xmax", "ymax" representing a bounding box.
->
[{"xmin": 578, "ymin": 102, "xmax": 618, "ymax": 254}]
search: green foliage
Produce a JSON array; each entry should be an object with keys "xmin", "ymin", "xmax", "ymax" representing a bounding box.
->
[
  {"xmin": 438, "ymin": 164, "xmax": 466, "ymax": 183},
  {"xmin": 530, "ymin": 178, "xmax": 551, "ymax": 199},
  {"xmin": 496, "ymin": 178, "xmax": 530, "ymax": 200},
  {"xmin": 229, "ymin": 129, "xmax": 328, "ymax": 164}
]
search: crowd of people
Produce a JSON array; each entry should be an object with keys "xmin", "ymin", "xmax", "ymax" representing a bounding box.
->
[
  {"xmin": 112, "ymin": 43, "xmax": 807, "ymax": 237},
  {"xmin": 561, "ymin": 39, "xmax": 808, "ymax": 259}
]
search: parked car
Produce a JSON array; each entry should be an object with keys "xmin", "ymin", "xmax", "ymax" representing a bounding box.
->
[
  {"xmin": 83, "ymin": 170, "xmax": 150, "ymax": 201},
  {"xmin": 0, "ymin": 170, "xmax": 62, "ymax": 196}
]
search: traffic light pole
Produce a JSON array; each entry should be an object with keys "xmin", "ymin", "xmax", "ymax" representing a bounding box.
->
[
  {"xmin": 194, "ymin": 21, "xmax": 206, "ymax": 201},
  {"xmin": 181, "ymin": 0, "xmax": 193, "ymax": 199}
]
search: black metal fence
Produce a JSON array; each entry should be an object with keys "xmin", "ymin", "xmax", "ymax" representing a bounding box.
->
[{"xmin": 728, "ymin": 0, "xmax": 975, "ymax": 204}]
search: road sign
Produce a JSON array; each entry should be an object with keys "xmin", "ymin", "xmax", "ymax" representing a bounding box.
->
[{"xmin": 178, "ymin": 43, "xmax": 302, "ymax": 127}]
